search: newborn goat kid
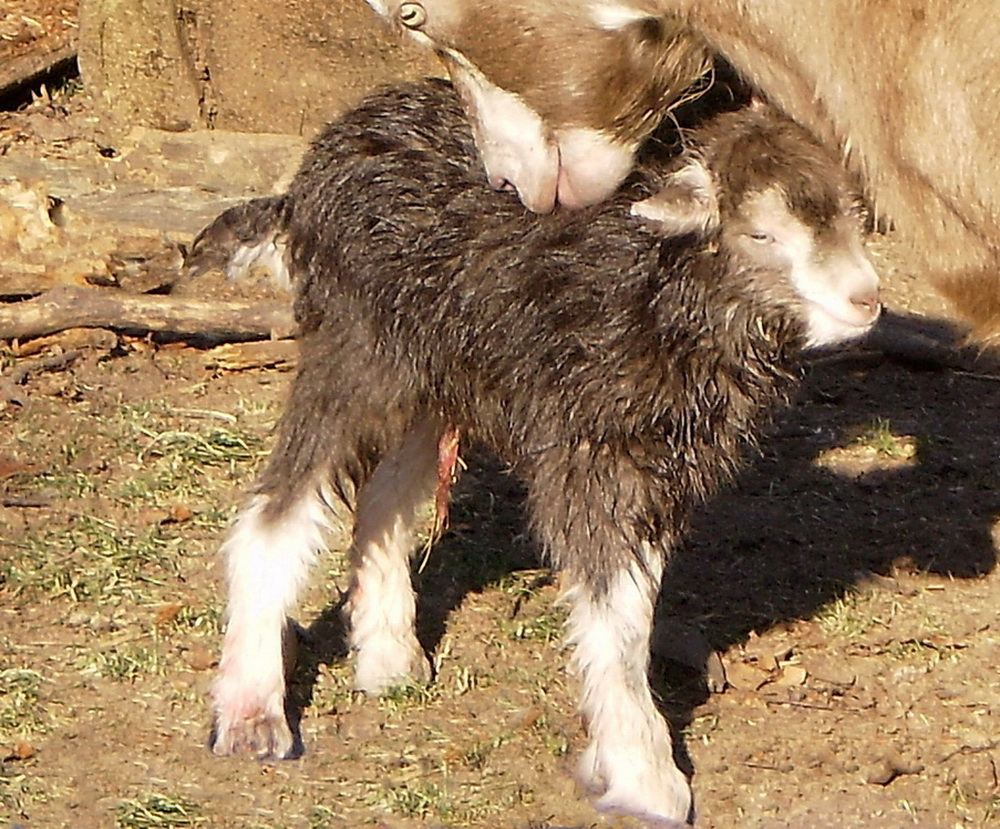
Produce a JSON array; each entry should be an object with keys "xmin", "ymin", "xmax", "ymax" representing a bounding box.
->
[{"xmin": 200, "ymin": 80, "xmax": 879, "ymax": 823}]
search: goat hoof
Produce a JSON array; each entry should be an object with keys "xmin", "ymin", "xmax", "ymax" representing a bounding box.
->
[
  {"xmin": 592, "ymin": 771, "xmax": 693, "ymax": 826},
  {"xmin": 354, "ymin": 643, "xmax": 431, "ymax": 694},
  {"xmin": 212, "ymin": 710, "xmax": 294, "ymax": 760},
  {"xmin": 211, "ymin": 674, "xmax": 293, "ymax": 760},
  {"xmin": 580, "ymin": 745, "xmax": 692, "ymax": 825}
]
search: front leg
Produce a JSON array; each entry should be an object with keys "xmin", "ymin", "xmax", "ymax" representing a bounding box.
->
[{"xmin": 565, "ymin": 554, "xmax": 692, "ymax": 824}]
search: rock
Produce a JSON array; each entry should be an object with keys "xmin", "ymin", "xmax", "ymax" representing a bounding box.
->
[
  {"xmin": 116, "ymin": 128, "xmax": 307, "ymax": 194},
  {"xmin": 775, "ymin": 664, "xmax": 808, "ymax": 686},
  {"xmin": 77, "ymin": 0, "xmax": 441, "ymax": 139}
]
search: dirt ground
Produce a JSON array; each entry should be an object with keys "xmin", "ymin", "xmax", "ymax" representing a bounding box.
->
[
  {"xmin": 3, "ymin": 16, "xmax": 1000, "ymax": 829},
  {"xmin": 0, "ymin": 0, "xmax": 75, "ymax": 66}
]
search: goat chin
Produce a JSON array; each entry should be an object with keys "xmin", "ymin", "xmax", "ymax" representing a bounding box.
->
[{"xmin": 802, "ymin": 302, "xmax": 881, "ymax": 350}]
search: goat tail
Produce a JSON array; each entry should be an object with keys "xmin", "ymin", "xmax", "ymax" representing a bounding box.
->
[{"xmin": 184, "ymin": 196, "xmax": 292, "ymax": 291}]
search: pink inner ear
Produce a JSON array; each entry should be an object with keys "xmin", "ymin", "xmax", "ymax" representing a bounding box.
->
[{"xmin": 447, "ymin": 55, "xmax": 561, "ymax": 214}]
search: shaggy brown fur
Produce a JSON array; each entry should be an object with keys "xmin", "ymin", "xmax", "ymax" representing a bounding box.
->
[
  {"xmin": 197, "ymin": 80, "xmax": 878, "ymax": 820},
  {"xmin": 192, "ymin": 80, "xmax": 832, "ymax": 589}
]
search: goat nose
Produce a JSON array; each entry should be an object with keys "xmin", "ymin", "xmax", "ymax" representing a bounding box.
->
[{"xmin": 851, "ymin": 290, "xmax": 882, "ymax": 319}]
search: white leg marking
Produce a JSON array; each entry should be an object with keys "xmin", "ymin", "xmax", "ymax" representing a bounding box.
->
[
  {"xmin": 349, "ymin": 420, "xmax": 439, "ymax": 694},
  {"xmin": 566, "ymin": 555, "xmax": 692, "ymax": 823},
  {"xmin": 211, "ymin": 487, "xmax": 330, "ymax": 758}
]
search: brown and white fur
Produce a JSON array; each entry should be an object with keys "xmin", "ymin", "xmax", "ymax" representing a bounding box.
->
[
  {"xmin": 198, "ymin": 80, "xmax": 879, "ymax": 824},
  {"xmin": 365, "ymin": 0, "xmax": 1000, "ymax": 342},
  {"xmin": 365, "ymin": 0, "xmax": 710, "ymax": 211}
]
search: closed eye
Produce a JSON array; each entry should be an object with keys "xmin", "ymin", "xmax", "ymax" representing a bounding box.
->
[{"xmin": 746, "ymin": 231, "xmax": 775, "ymax": 244}]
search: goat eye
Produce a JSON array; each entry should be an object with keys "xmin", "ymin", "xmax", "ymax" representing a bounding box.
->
[
  {"xmin": 398, "ymin": 2, "xmax": 427, "ymax": 28},
  {"xmin": 746, "ymin": 231, "xmax": 775, "ymax": 244}
]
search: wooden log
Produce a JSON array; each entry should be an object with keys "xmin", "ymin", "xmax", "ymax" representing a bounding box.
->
[
  {"xmin": 14, "ymin": 328, "xmax": 119, "ymax": 357},
  {"xmin": 0, "ymin": 285, "xmax": 295, "ymax": 341},
  {"xmin": 202, "ymin": 340, "xmax": 298, "ymax": 371}
]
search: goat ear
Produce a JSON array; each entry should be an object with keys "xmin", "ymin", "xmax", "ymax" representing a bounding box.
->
[{"xmin": 630, "ymin": 158, "xmax": 719, "ymax": 235}]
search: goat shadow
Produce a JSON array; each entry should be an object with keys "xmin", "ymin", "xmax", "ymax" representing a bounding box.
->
[{"xmin": 286, "ymin": 310, "xmax": 1000, "ymax": 780}]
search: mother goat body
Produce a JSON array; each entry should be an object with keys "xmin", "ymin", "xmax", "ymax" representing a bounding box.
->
[{"xmin": 201, "ymin": 80, "xmax": 878, "ymax": 823}]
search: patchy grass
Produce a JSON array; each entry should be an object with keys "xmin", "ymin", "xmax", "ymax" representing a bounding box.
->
[
  {"xmin": 1, "ymin": 519, "xmax": 184, "ymax": 604},
  {"xmin": 495, "ymin": 569, "xmax": 566, "ymax": 644},
  {"xmin": 12, "ymin": 400, "xmax": 265, "ymax": 507},
  {"xmin": 814, "ymin": 599, "xmax": 868, "ymax": 640},
  {"xmin": 814, "ymin": 587, "xmax": 891, "ymax": 639},
  {"xmin": 81, "ymin": 641, "xmax": 163, "ymax": 683},
  {"xmin": 170, "ymin": 603, "xmax": 223, "ymax": 638},
  {"xmin": 501, "ymin": 608, "xmax": 565, "ymax": 644},
  {"xmin": 306, "ymin": 804, "xmax": 340, "ymax": 829},
  {"xmin": 376, "ymin": 777, "xmax": 533, "ymax": 824},
  {"xmin": 0, "ymin": 668, "xmax": 46, "ymax": 739},
  {"xmin": 376, "ymin": 680, "xmax": 439, "ymax": 715},
  {"xmin": 116, "ymin": 793, "xmax": 206, "ymax": 828},
  {"xmin": 533, "ymin": 714, "xmax": 569, "ymax": 758},
  {"xmin": 461, "ymin": 735, "xmax": 505, "ymax": 772},
  {"xmin": 813, "ymin": 415, "xmax": 919, "ymax": 477},
  {"xmin": 853, "ymin": 417, "xmax": 917, "ymax": 459},
  {"xmin": 136, "ymin": 424, "xmax": 262, "ymax": 469},
  {"xmin": 379, "ymin": 780, "xmax": 449, "ymax": 819},
  {"xmin": 0, "ymin": 761, "xmax": 41, "ymax": 820}
]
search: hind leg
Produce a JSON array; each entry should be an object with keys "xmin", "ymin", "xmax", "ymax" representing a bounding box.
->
[
  {"xmin": 211, "ymin": 327, "xmax": 356, "ymax": 759},
  {"xmin": 347, "ymin": 418, "xmax": 441, "ymax": 693},
  {"xmin": 211, "ymin": 483, "xmax": 331, "ymax": 758}
]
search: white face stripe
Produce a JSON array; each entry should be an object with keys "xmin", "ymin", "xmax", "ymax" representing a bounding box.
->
[{"xmin": 740, "ymin": 188, "xmax": 880, "ymax": 346}]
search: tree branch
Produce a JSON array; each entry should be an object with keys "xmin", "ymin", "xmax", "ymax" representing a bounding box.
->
[{"xmin": 0, "ymin": 285, "xmax": 296, "ymax": 341}]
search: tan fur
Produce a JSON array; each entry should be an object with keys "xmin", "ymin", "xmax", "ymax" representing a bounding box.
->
[{"xmin": 384, "ymin": 0, "xmax": 711, "ymax": 141}]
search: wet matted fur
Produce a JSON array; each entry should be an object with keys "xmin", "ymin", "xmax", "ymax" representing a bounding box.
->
[{"xmin": 198, "ymin": 79, "xmax": 877, "ymax": 823}]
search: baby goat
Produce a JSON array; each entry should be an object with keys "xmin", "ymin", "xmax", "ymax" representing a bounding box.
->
[{"xmin": 196, "ymin": 79, "xmax": 879, "ymax": 823}]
